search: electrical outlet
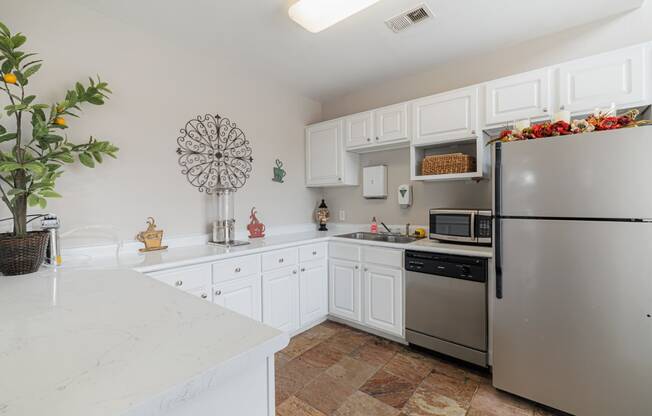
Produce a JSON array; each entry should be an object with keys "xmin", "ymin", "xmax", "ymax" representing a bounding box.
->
[{"xmin": 339, "ymin": 210, "xmax": 346, "ymax": 221}]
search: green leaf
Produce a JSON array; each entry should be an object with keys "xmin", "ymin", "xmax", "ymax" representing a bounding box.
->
[
  {"xmin": 1, "ymin": 59, "xmax": 12, "ymax": 73},
  {"xmin": 0, "ymin": 161, "xmax": 20, "ymax": 172},
  {"xmin": 0, "ymin": 132, "xmax": 17, "ymax": 143},
  {"xmin": 23, "ymin": 162, "xmax": 46, "ymax": 176},
  {"xmin": 38, "ymin": 196, "xmax": 47, "ymax": 209},
  {"xmin": 27, "ymin": 194, "xmax": 39, "ymax": 207},
  {"xmin": 11, "ymin": 34, "xmax": 26, "ymax": 48},
  {"xmin": 75, "ymin": 82, "xmax": 84, "ymax": 97},
  {"xmin": 92, "ymin": 152, "xmax": 103, "ymax": 163},
  {"xmin": 54, "ymin": 152, "xmax": 74, "ymax": 163},
  {"xmin": 23, "ymin": 63, "xmax": 40, "ymax": 78},
  {"xmin": 0, "ymin": 22, "xmax": 10, "ymax": 37},
  {"xmin": 79, "ymin": 152, "xmax": 95, "ymax": 168},
  {"xmin": 39, "ymin": 190, "xmax": 62, "ymax": 198},
  {"xmin": 23, "ymin": 95, "xmax": 35, "ymax": 105},
  {"xmin": 0, "ymin": 124, "xmax": 5, "ymax": 134},
  {"xmin": 86, "ymin": 96, "xmax": 104, "ymax": 105}
]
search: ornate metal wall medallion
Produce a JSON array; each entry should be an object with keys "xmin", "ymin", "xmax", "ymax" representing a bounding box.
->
[{"xmin": 176, "ymin": 114, "xmax": 253, "ymax": 192}]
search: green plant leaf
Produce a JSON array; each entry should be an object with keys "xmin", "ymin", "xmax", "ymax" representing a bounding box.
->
[
  {"xmin": 79, "ymin": 152, "xmax": 95, "ymax": 168},
  {"xmin": 0, "ymin": 22, "xmax": 10, "ymax": 37},
  {"xmin": 39, "ymin": 190, "xmax": 61, "ymax": 198},
  {"xmin": 23, "ymin": 162, "xmax": 46, "ymax": 176},
  {"xmin": 11, "ymin": 34, "xmax": 26, "ymax": 48},
  {"xmin": 23, "ymin": 63, "xmax": 40, "ymax": 78},
  {"xmin": 0, "ymin": 132, "xmax": 16, "ymax": 143},
  {"xmin": 0, "ymin": 125, "xmax": 5, "ymax": 134},
  {"xmin": 23, "ymin": 95, "xmax": 35, "ymax": 105},
  {"xmin": 27, "ymin": 194, "xmax": 39, "ymax": 207},
  {"xmin": 0, "ymin": 161, "xmax": 20, "ymax": 172},
  {"xmin": 1, "ymin": 59, "xmax": 13, "ymax": 74},
  {"xmin": 54, "ymin": 152, "xmax": 74, "ymax": 163}
]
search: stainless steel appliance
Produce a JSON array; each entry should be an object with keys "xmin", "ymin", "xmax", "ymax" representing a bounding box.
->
[
  {"xmin": 493, "ymin": 127, "xmax": 652, "ymax": 416},
  {"xmin": 429, "ymin": 209, "xmax": 492, "ymax": 245},
  {"xmin": 405, "ymin": 250, "xmax": 488, "ymax": 367}
]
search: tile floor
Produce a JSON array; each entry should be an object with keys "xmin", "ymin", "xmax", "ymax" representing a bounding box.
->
[{"xmin": 275, "ymin": 321, "xmax": 565, "ymax": 416}]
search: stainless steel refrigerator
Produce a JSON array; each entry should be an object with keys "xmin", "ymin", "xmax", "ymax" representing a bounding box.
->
[{"xmin": 492, "ymin": 127, "xmax": 652, "ymax": 416}]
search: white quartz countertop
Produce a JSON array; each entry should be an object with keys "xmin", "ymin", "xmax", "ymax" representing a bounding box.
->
[
  {"xmin": 0, "ymin": 269, "xmax": 287, "ymax": 416},
  {"xmin": 62, "ymin": 228, "xmax": 492, "ymax": 274}
]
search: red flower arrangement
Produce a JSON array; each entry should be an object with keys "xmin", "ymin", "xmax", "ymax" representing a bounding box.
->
[{"xmin": 489, "ymin": 108, "xmax": 650, "ymax": 145}]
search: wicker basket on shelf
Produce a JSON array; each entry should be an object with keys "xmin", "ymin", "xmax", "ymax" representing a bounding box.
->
[{"xmin": 421, "ymin": 153, "xmax": 476, "ymax": 176}]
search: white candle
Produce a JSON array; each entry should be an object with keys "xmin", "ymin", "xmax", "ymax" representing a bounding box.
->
[
  {"xmin": 514, "ymin": 119, "xmax": 531, "ymax": 131},
  {"xmin": 553, "ymin": 110, "xmax": 571, "ymax": 124}
]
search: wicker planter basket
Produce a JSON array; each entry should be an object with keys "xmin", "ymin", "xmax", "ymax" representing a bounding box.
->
[
  {"xmin": 0, "ymin": 231, "xmax": 50, "ymax": 276},
  {"xmin": 421, "ymin": 153, "xmax": 476, "ymax": 176}
]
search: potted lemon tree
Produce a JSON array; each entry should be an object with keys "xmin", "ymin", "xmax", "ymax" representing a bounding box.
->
[{"xmin": 0, "ymin": 21, "xmax": 118, "ymax": 275}]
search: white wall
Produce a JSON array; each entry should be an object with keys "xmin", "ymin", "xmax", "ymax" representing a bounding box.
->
[
  {"xmin": 0, "ymin": 0, "xmax": 322, "ymax": 244},
  {"xmin": 320, "ymin": 4, "xmax": 652, "ymax": 225}
]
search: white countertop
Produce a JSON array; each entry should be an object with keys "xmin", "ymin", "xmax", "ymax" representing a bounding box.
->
[
  {"xmin": 60, "ymin": 228, "xmax": 492, "ymax": 274},
  {"xmin": 0, "ymin": 268, "xmax": 287, "ymax": 416}
]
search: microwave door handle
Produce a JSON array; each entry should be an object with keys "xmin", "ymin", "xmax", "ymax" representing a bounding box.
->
[{"xmin": 470, "ymin": 212, "xmax": 476, "ymax": 241}]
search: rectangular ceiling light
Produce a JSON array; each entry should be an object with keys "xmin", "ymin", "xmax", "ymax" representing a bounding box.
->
[{"xmin": 289, "ymin": 0, "xmax": 382, "ymax": 33}]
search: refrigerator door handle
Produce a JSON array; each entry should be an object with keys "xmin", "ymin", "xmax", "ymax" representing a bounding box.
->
[{"xmin": 495, "ymin": 143, "xmax": 503, "ymax": 299}]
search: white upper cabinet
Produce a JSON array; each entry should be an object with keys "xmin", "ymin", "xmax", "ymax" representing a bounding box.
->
[
  {"xmin": 412, "ymin": 86, "xmax": 479, "ymax": 145},
  {"xmin": 305, "ymin": 119, "xmax": 359, "ymax": 187},
  {"xmin": 345, "ymin": 111, "xmax": 374, "ymax": 148},
  {"xmin": 485, "ymin": 69, "xmax": 551, "ymax": 125},
  {"xmin": 557, "ymin": 45, "xmax": 648, "ymax": 114},
  {"xmin": 375, "ymin": 102, "xmax": 409, "ymax": 144}
]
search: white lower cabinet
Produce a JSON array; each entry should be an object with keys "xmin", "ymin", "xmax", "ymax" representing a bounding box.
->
[
  {"xmin": 363, "ymin": 264, "xmax": 403, "ymax": 337},
  {"xmin": 329, "ymin": 259, "xmax": 363, "ymax": 323},
  {"xmin": 213, "ymin": 274, "xmax": 262, "ymax": 322},
  {"xmin": 263, "ymin": 267, "xmax": 300, "ymax": 333},
  {"xmin": 299, "ymin": 259, "xmax": 328, "ymax": 326}
]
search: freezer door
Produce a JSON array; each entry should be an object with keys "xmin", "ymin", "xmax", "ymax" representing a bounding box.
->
[
  {"xmin": 499, "ymin": 127, "xmax": 652, "ymax": 219},
  {"xmin": 493, "ymin": 219, "xmax": 652, "ymax": 416}
]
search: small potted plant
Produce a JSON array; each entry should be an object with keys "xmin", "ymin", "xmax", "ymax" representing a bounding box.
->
[{"xmin": 0, "ymin": 21, "xmax": 118, "ymax": 276}]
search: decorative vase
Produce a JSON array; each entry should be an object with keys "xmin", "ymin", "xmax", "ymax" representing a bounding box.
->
[
  {"xmin": 0, "ymin": 231, "xmax": 50, "ymax": 276},
  {"xmin": 315, "ymin": 199, "xmax": 330, "ymax": 231}
]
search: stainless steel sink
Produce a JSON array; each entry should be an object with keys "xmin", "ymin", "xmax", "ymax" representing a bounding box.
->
[{"xmin": 336, "ymin": 232, "xmax": 418, "ymax": 244}]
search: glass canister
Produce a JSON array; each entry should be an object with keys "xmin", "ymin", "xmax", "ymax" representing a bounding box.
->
[{"xmin": 213, "ymin": 188, "xmax": 236, "ymax": 244}]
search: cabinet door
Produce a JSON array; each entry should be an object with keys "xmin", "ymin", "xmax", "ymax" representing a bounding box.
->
[
  {"xmin": 485, "ymin": 69, "xmax": 551, "ymax": 125},
  {"xmin": 305, "ymin": 120, "xmax": 343, "ymax": 186},
  {"xmin": 412, "ymin": 87, "xmax": 478, "ymax": 145},
  {"xmin": 328, "ymin": 259, "xmax": 362, "ymax": 323},
  {"xmin": 263, "ymin": 267, "xmax": 299, "ymax": 332},
  {"xmin": 345, "ymin": 111, "xmax": 374, "ymax": 148},
  {"xmin": 214, "ymin": 275, "xmax": 262, "ymax": 322},
  {"xmin": 299, "ymin": 260, "xmax": 328, "ymax": 327},
  {"xmin": 558, "ymin": 45, "xmax": 647, "ymax": 114},
  {"xmin": 375, "ymin": 102, "xmax": 409, "ymax": 143},
  {"xmin": 363, "ymin": 265, "xmax": 403, "ymax": 337}
]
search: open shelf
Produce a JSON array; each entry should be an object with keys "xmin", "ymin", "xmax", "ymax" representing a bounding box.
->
[{"xmin": 410, "ymin": 136, "xmax": 488, "ymax": 182}]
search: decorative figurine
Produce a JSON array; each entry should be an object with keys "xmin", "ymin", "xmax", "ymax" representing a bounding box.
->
[
  {"xmin": 247, "ymin": 207, "xmax": 266, "ymax": 239},
  {"xmin": 136, "ymin": 217, "xmax": 167, "ymax": 252},
  {"xmin": 272, "ymin": 159, "xmax": 286, "ymax": 183},
  {"xmin": 315, "ymin": 199, "xmax": 330, "ymax": 231}
]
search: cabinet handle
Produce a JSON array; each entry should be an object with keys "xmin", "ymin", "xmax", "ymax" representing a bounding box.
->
[
  {"xmin": 201, "ymin": 293, "xmax": 208, "ymax": 299},
  {"xmin": 355, "ymin": 265, "xmax": 359, "ymax": 270},
  {"xmin": 312, "ymin": 251, "xmax": 317, "ymax": 255},
  {"xmin": 375, "ymin": 137, "xmax": 379, "ymax": 141},
  {"xmin": 175, "ymin": 280, "xmax": 183, "ymax": 287},
  {"xmin": 559, "ymin": 105, "xmax": 565, "ymax": 110},
  {"xmin": 471, "ymin": 130, "xmax": 476, "ymax": 135},
  {"xmin": 301, "ymin": 268, "xmax": 306, "ymax": 272},
  {"xmin": 543, "ymin": 107, "xmax": 548, "ymax": 113},
  {"xmin": 367, "ymin": 138, "xmax": 371, "ymax": 142},
  {"xmin": 364, "ymin": 268, "xmax": 368, "ymax": 272},
  {"xmin": 235, "ymin": 267, "xmax": 241, "ymax": 273},
  {"xmin": 292, "ymin": 269, "xmax": 297, "ymax": 275},
  {"xmin": 338, "ymin": 177, "xmax": 342, "ymax": 181},
  {"xmin": 278, "ymin": 258, "xmax": 284, "ymax": 263},
  {"xmin": 215, "ymin": 289, "xmax": 222, "ymax": 296}
]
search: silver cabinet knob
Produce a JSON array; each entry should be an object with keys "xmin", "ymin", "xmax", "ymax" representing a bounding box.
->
[
  {"xmin": 235, "ymin": 267, "xmax": 241, "ymax": 273},
  {"xmin": 364, "ymin": 268, "xmax": 368, "ymax": 272},
  {"xmin": 375, "ymin": 137, "xmax": 379, "ymax": 141},
  {"xmin": 312, "ymin": 251, "xmax": 317, "ymax": 255},
  {"xmin": 367, "ymin": 138, "xmax": 371, "ymax": 142},
  {"xmin": 292, "ymin": 269, "xmax": 297, "ymax": 275},
  {"xmin": 201, "ymin": 293, "xmax": 208, "ymax": 299},
  {"xmin": 354, "ymin": 265, "xmax": 359, "ymax": 270},
  {"xmin": 175, "ymin": 280, "xmax": 183, "ymax": 287},
  {"xmin": 278, "ymin": 258, "xmax": 284, "ymax": 263},
  {"xmin": 215, "ymin": 289, "xmax": 222, "ymax": 296},
  {"xmin": 471, "ymin": 130, "xmax": 476, "ymax": 135},
  {"xmin": 338, "ymin": 177, "xmax": 342, "ymax": 181},
  {"xmin": 543, "ymin": 107, "xmax": 548, "ymax": 113},
  {"xmin": 301, "ymin": 268, "xmax": 306, "ymax": 272},
  {"xmin": 559, "ymin": 105, "xmax": 565, "ymax": 110}
]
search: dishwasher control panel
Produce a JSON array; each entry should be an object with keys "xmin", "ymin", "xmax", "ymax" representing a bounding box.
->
[{"xmin": 405, "ymin": 250, "xmax": 488, "ymax": 282}]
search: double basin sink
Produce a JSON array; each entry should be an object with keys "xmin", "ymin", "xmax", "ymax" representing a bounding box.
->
[{"xmin": 336, "ymin": 232, "xmax": 418, "ymax": 244}]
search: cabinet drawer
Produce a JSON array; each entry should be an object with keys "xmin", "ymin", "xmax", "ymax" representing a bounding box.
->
[
  {"xmin": 149, "ymin": 263, "xmax": 212, "ymax": 292},
  {"xmin": 187, "ymin": 286, "xmax": 212, "ymax": 302},
  {"xmin": 299, "ymin": 243, "xmax": 327, "ymax": 262},
  {"xmin": 362, "ymin": 246, "xmax": 403, "ymax": 268},
  {"xmin": 212, "ymin": 255, "xmax": 261, "ymax": 283},
  {"xmin": 262, "ymin": 248, "xmax": 298, "ymax": 272},
  {"xmin": 329, "ymin": 242, "xmax": 361, "ymax": 262}
]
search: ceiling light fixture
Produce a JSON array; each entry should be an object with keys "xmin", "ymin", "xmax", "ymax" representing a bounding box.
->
[{"xmin": 289, "ymin": 0, "xmax": 382, "ymax": 33}]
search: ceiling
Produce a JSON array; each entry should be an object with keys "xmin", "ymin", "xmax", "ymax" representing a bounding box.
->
[{"xmin": 77, "ymin": 0, "xmax": 645, "ymax": 102}]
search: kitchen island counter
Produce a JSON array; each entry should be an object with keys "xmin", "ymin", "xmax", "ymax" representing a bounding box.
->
[{"xmin": 0, "ymin": 268, "xmax": 287, "ymax": 416}]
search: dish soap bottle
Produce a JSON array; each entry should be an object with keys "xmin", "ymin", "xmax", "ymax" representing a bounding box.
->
[{"xmin": 370, "ymin": 217, "xmax": 378, "ymax": 234}]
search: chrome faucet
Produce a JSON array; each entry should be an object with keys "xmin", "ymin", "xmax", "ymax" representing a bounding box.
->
[
  {"xmin": 405, "ymin": 223, "xmax": 410, "ymax": 236},
  {"xmin": 380, "ymin": 222, "xmax": 392, "ymax": 234}
]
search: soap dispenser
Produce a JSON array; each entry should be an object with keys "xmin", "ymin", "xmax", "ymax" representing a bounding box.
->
[{"xmin": 370, "ymin": 217, "xmax": 378, "ymax": 234}]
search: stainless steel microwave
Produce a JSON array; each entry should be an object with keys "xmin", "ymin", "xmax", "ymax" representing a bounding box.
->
[{"xmin": 429, "ymin": 209, "xmax": 492, "ymax": 245}]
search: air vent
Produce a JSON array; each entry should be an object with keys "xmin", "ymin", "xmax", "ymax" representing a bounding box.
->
[{"xmin": 385, "ymin": 3, "xmax": 434, "ymax": 33}]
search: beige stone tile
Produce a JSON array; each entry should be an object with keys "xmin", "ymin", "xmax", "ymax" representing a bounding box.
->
[
  {"xmin": 333, "ymin": 391, "xmax": 401, "ymax": 416},
  {"xmin": 325, "ymin": 356, "xmax": 377, "ymax": 389},
  {"xmin": 283, "ymin": 333, "xmax": 322, "ymax": 359},
  {"xmin": 420, "ymin": 371, "xmax": 479, "ymax": 408},
  {"xmin": 359, "ymin": 369, "xmax": 419, "ymax": 409},
  {"xmin": 276, "ymin": 352, "xmax": 292, "ymax": 370},
  {"xmin": 383, "ymin": 352, "xmax": 435, "ymax": 384},
  {"xmin": 403, "ymin": 391, "xmax": 468, "ymax": 416},
  {"xmin": 299, "ymin": 342, "xmax": 346, "ymax": 369},
  {"xmin": 318, "ymin": 320, "xmax": 349, "ymax": 333},
  {"xmin": 276, "ymin": 356, "xmax": 324, "ymax": 405},
  {"xmin": 324, "ymin": 328, "xmax": 374, "ymax": 354},
  {"xmin": 296, "ymin": 373, "xmax": 357, "ymax": 415},
  {"xmin": 468, "ymin": 385, "xmax": 534, "ymax": 416},
  {"xmin": 350, "ymin": 337, "xmax": 400, "ymax": 368},
  {"xmin": 276, "ymin": 396, "xmax": 327, "ymax": 416},
  {"xmin": 302, "ymin": 323, "xmax": 337, "ymax": 342}
]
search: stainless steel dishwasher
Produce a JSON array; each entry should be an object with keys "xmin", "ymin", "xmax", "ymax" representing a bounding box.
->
[{"xmin": 405, "ymin": 250, "xmax": 488, "ymax": 367}]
